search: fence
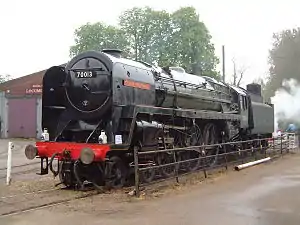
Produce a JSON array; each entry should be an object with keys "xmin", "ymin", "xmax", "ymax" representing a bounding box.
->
[
  {"xmin": 133, "ymin": 133, "xmax": 298, "ymax": 197},
  {"xmin": 285, "ymin": 132, "xmax": 298, "ymax": 149}
]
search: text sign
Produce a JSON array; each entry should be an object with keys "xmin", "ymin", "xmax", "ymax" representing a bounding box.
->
[
  {"xmin": 26, "ymin": 84, "xmax": 43, "ymax": 94},
  {"xmin": 123, "ymin": 79, "xmax": 151, "ymax": 90},
  {"xmin": 25, "ymin": 88, "xmax": 42, "ymax": 94}
]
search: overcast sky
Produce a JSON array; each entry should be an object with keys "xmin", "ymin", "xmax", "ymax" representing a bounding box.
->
[{"xmin": 1, "ymin": 0, "xmax": 299, "ymax": 86}]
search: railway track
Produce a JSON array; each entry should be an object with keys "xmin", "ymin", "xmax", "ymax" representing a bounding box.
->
[
  {"xmin": 0, "ymin": 161, "xmax": 40, "ymax": 171},
  {"xmin": 0, "ymin": 143, "xmax": 288, "ymax": 218},
  {"xmin": 0, "ymin": 140, "xmax": 39, "ymax": 181},
  {"xmin": 0, "ymin": 186, "xmax": 102, "ymax": 218},
  {"xmin": 0, "ymin": 161, "xmax": 40, "ymax": 180}
]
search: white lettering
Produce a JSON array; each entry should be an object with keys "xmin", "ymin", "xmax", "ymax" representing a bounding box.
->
[
  {"xmin": 25, "ymin": 88, "xmax": 42, "ymax": 94},
  {"xmin": 76, "ymin": 71, "xmax": 94, "ymax": 78}
]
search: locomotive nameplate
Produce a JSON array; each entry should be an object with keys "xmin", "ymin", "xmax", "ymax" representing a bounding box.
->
[
  {"xmin": 75, "ymin": 71, "xmax": 97, "ymax": 78},
  {"xmin": 123, "ymin": 79, "xmax": 151, "ymax": 90}
]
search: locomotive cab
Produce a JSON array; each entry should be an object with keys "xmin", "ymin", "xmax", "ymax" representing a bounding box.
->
[{"xmin": 229, "ymin": 85, "xmax": 249, "ymax": 132}]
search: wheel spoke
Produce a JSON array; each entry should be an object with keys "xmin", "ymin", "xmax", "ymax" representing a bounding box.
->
[
  {"xmin": 180, "ymin": 124, "xmax": 202, "ymax": 172},
  {"xmin": 203, "ymin": 123, "xmax": 219, "ymax": 167}
]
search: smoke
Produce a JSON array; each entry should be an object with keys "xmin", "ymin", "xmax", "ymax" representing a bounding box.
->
[{"xmin": 271, "ymin": 78, "xmax": 300, "ymax": 131}]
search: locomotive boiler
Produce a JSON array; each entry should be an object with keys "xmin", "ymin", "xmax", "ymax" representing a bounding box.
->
[{"xmin": 25, "ymin": 49, "xmax": 274, "ymax": 189}]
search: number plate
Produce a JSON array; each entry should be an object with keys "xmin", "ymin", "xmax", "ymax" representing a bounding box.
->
[{"xmin": 75, "ymin": 71, "xmax": 96, "ymax": 78}]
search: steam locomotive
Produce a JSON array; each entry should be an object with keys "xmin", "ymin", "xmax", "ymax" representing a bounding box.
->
[{"xmin": 25, "ymin": 49, "xmax": 274, "ymax": 189}]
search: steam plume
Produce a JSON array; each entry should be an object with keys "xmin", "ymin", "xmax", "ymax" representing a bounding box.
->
[{"xmin": 271, "ymin": 78, "xmax": 300, "ymax": 131}]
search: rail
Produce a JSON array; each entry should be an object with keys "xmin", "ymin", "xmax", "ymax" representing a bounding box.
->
[{"xmin": 133, "ymin": 133, "xmax": 297, "ymax": 197}]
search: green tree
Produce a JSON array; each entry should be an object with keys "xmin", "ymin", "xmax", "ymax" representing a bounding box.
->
[
  {"xmin": 150, "ymin": 10, "xmax": 173, "ymax": 66},
  {"xmin": 118, "ymin": 6, "xmax": 219, "ymax": 78},
  {"xmin": 0, "ymin": 74, "xmax": 11, "ymax": 83},
  {"xmin": 264, "ymin": 28, "xmax": 300, "ymax": 99},
  {"xmin": 119, "ymin": 7, "xmax": 172, "ymax": 64},
  {"xmin": 169, "ymin": 7, "xmax": 219, "ymax": 78},
  {"xmin": 69, "ymin": 22, "xmax": 130, "ymax": 57},
  {"xmin": 119, "ymin": 7, "xmax": 154, "ymax": 61},
  {"xmin": 69, "ymin": 6, "xmax": 220, "ymax": 79}
]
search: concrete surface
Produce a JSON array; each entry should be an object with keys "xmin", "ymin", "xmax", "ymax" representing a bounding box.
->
[
  {"xmin": 0, "ymin": 151, "xmax": 300, "ymax": 225},
  {"xmin": 0, "ymin": 139, "xmax": 40, "ymax": 182},
  {"xmin": 0, "ymin": 139, "xmax": 37, "ymax": 168}
]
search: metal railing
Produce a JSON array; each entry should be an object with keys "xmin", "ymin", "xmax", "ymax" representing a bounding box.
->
[
  {"xmin": 133, "ymin": 133, "xmax": 297, "ymax": 197},
  {"xmin": 284, "ymin": 132, "xmax": 298, "ymax": 149}
]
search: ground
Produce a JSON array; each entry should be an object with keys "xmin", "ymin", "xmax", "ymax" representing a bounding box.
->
[
  {"xmin": 0, "ymin": 139, "xmax": 39, "ymax": 181},
  {"xmin": 0, "ymin": 139, "xmax": 300, "ymax": 225}
]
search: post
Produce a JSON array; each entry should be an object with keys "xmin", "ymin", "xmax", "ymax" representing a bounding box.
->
[
  {"xmin": 224, "ymin": 144, "xmax": 228, "ymax": 170},
  {"xmin": 298, "ymin": 132, "xmax": 300, "ymax": 149},
  {"xmin": 133, "ymin": 146, "xmax": 140, "ymax": 197},
  {"xmin": 287, "ymin": 134, "xmax": 290, "ymax": 153},
  {"xmin": 260, "ymin": 139, "xmax": 265, "ymax": 158},
  {"xmin": 203, "ymin": 146, "xmax": 208, "ymax": 178},
  {"xmin": 254, "ymin": 142, "xmax": 257, "ymax": 161},
  {"xmin": 280, "ymin": 134, "xmax": 283, "ymax": 155},
  {"xmin": 173, "ymin": 151, "xmax": 179, "ymax": 183},
  {"xmin": 6, "ymin": 142, "xmax": 13, "ymax": 185},
  {"xmin": 272, "ymin": 136, "xmax": 275, "ymax": 156},
  {"xmin": 222, "ymin": 45, "xmax": 225, "ymax": 82}
]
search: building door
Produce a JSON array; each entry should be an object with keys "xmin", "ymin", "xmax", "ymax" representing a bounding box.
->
[{"xmin": 7, "ymin": 98, "xmax": 37, "ymax": 138}]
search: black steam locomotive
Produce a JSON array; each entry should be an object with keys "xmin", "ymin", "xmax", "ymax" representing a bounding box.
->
[{"xmin": 25, "ymin": 49, "xmax": 274, "ymax": 189}]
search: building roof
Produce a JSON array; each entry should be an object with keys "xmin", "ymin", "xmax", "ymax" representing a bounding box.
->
[
  {"xmin": 0, "ymin": 63, "xmax": 66, "ymax": 96},
  {"xmin": 0, "ymin": 70, "xmax": 44, "ymax": 90}
]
